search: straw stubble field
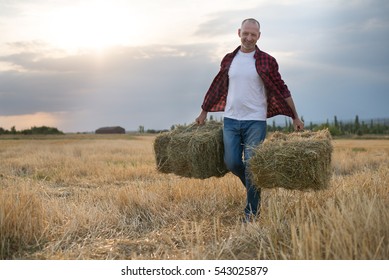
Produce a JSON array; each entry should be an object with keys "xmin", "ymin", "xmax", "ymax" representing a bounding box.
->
[{"xmin": 0, "ymin": 134, "xmax": 388, "ymax": 259}]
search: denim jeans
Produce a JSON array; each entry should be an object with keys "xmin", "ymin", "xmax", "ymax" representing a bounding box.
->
[{"xmin": 223, "ymin": 117, "xmax": 267, "ymax": 216}]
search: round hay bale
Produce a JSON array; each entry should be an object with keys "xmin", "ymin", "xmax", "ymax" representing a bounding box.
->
[
  {"xmin": 249, "ymin": 129, "xmax": 333, "ymax": 191},
  {"xmin": 153, "ymin": 121, "xmax": 228, "ymax": 179}
]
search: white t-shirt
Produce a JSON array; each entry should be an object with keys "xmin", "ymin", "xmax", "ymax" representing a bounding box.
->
[{"xmin": 224, "ymin": 50, "xmax": 267, "ymax": 121}]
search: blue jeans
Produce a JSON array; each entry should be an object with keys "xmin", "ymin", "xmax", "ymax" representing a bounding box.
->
[{"xmin": 223, "ymin": 117, "xmax": 267, "ymax": 216}]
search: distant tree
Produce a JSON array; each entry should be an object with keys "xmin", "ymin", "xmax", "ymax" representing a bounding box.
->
[
  {"xmin": 138, "ymin": 125, "xmax": 145, "ymax": 133},
  {"xmin": 287, "ymin": 118, "xmax": 294, "ymax": 132},
  {"xmin": 10, "ymin": 126, "xmax": 17, "ymax": 134},
  {"xmin": 21, "ymin": 126, "xmax": 64, "ymax": 135},
  {"xmin": 354, "ymin": 115, "xmax": 361, "ymax": 135},
  {"xmin": 354, "ymin": 115, "xmax": 360, "ymax": 129},
  {"xmin": 284, "ymin": 118, "xmax": 289, "ymax": 132},
  {"xmin": 334, "ymin": 115, "xmax": 339, "ymax": 128}
]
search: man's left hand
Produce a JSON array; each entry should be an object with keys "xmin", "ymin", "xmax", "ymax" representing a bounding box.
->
[{"xmin": 293, "ymin": 118, "xmax": 304, "ymax": 131}]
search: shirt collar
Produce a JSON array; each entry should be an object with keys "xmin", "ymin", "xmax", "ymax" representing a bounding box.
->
[{"xmin": 233, "ymin": 45, "xmax": 261, "ymax": 58}]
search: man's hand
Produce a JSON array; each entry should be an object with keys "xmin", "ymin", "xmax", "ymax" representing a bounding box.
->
[
  {"xmin": 293, "ymin": 118, "xmax": 304, "ymax": 131},
  {"xmin": 195, "ymin": 110, "xmax": 208, "ymax": 125},
  {"xmin": 284, "ymin": 97, "xmax": 304, "ymax": 131}
]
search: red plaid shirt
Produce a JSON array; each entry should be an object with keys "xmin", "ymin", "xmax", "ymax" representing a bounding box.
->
[{"xmin": 201, "ymin": 46, "xmax": 295, "ymax": 119}]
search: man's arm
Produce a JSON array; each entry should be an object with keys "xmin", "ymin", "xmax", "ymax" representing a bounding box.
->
[{"xmin": 285, "ymin": 97, "xmax": 304, "ymax": 131}]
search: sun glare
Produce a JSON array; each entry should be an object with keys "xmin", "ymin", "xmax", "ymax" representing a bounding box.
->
[
  {"xmin": 0, "ymin": 112, "xmax": 60, "ymax": 131},
  {"xmin": 46, "ymin": 1, "xmax": 141, "ymax": 52}
]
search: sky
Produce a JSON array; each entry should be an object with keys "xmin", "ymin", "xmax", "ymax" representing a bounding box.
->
[{"xmin": 0, "ymin": 0, "xmax": 388, "ymax": 132}]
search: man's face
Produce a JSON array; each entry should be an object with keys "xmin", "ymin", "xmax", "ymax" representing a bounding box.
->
[{"xmin": 238, "ymin": 22, "xmax": 261, "ymax": 53}]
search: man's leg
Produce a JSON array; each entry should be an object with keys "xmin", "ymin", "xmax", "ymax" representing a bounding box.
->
[
  {"xmin": 223, "ymin": 117, "xmax": 245, "ymax": 185},
  {"xmin": 242, "ymin": 120, "xmax": 267, "ymax": 217}
]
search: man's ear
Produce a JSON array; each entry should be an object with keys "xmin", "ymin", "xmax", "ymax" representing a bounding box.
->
[{"xmin": 238, "ymin": 28, "xmax": 241, "ymax": 37}]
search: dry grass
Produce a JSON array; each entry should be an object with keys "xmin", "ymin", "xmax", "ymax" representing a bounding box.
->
[{"xmin": 0, "ymin": 135, "xmax": 388, "ymax": 259}]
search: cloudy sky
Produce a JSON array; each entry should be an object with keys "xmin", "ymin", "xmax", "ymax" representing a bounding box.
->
[{"xmin": 0, "ymin": 0, "xmax": 388, "ymax": 132}]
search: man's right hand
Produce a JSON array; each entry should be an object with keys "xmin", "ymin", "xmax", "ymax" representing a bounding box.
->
[{"xmin": 195, "ymin": 110, "xmax": 208, "ymax": 125}]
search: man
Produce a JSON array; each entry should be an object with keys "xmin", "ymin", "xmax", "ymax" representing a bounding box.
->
[{"xmin": 195, "ymin": 18, "xmax": 304, "ymax": 221}]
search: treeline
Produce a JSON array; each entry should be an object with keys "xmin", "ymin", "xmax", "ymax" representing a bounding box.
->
[
  {"xmin": 267, "ymin": 115, "xmax": 389, "ymax": 136},
  {"xmin": 0, "ymin": 126, "xmax": 64, "ymax": 135},
  {"xmin": 139, "ymin": 115, "xmax": 388, "ymax": 136}
]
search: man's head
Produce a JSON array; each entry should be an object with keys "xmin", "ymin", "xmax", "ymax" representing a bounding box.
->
[{"xmin": 238, "ymin": 18, "xmax": 261, "ymax": 53}]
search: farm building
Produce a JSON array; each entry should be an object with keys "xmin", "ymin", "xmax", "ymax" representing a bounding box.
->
[{"xmin": 95, "ymin": 126, "xmax": 125, "ymax": 134}]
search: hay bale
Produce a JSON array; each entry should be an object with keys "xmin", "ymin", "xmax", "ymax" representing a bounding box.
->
[
  {"xmin": 153, "ymin": 132, "xmax": 172, "ymax": 174},
  {"xmin": 249, "ymin": 129, "xmax": 333, "ymax": 191},
  {"xmin": 153, "ymin": 121, "xmax": 228, "ymax": 179}
]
